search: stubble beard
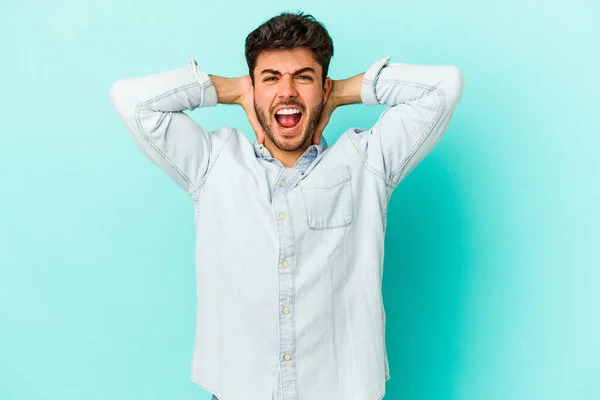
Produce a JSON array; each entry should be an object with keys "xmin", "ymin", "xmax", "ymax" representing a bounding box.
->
[{"xmin": 255, "ymin": 102, "xmax": 323, "ymax": 152}]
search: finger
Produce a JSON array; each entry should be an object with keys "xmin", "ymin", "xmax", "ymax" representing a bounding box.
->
[
  {"xmin": 312, "ymin": 116, "xmax": 329, "ymax": 145},
  {"xmin": 250, "ymin": 123, "xmax": 263, "ymax": 144},
  {"xmin": 253, "ymin": 122, "xmax": 265, "ymax": 144},
  {"xmin": 250, "ymin": 117, "xmax": 265, "ymax": 145},
  {"xmin": 312, "ymin": 128, "xmax": 321, "ymax": 145},
  {"xmin": 244, "ymin": 107, "xmax": 264, "ymax": 144},
  {"xmin": 256, "ymin": 127, "xmax": 265, "ymax": 145}
]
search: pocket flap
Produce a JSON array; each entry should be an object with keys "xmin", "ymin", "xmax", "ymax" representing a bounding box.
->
[
  {"xmin": 299, "ymin": 164, "xmax": 351, "ymax": 190},
  {"xmin": 298, "ymin": 165, "xmax": 353, "ymax": 230}
]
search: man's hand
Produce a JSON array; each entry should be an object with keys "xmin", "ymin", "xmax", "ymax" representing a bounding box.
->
[
  {"xmin": 312, "ymin": 74, "xmax": 364, "ymax": 145},
  {"xmin": 210, "ymin": 74, "xmax": 266, "ymax": 145},
  {"xmin": 312, "ymin": 80, "xmax": 339, "ymax": 145},
  {"xmin": 236, "ymin": 76, "xmax": 266, "ymax": 145}
]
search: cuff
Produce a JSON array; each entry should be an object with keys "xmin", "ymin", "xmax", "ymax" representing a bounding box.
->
[
  {"xmin": 188, "ymin": 58, "xmax": 218, "ymax": 107},
  {"xmin": 360, "ymin": 56, "xmax": 391, "ymax": 106}
]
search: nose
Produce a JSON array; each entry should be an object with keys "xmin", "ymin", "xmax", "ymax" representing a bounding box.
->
[{"xmin": 277, "ymin": 74, "xmax": 298, "ymax": 99}]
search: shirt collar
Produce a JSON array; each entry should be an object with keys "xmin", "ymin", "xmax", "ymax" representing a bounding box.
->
[
  {"xmin": 253, "ymin": 136, "xmax": 329, "ymax": 162},
  {"xmin": 253, "ymin": 136, "xmax": 329, "ymax": 204}
]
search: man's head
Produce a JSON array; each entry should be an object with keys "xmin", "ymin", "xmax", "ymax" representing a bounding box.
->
[{"xmin": 245, "ymin": 12, "xmax": 334, "ymax": 153}]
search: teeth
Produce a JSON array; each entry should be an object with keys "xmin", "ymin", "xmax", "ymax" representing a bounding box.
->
[{"xmin": 275, "ymin": 108, "xmax": 301, "ymax": 115}]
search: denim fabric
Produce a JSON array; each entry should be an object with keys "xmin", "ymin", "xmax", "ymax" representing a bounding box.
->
[{"xmin": 110, "ymin": 56, "xmax": 463, "ymax": 400}]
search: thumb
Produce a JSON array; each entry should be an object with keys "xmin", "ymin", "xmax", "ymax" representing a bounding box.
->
[
  {"xmin": 250, "ymin": 116, "xmax": 265, "ymax": 145},
  {"xmin": 312, "ymin": 115, "xmax": 329, "ymax": 145},
  {"xmin": 254, "ymin": 125, "xmax": 265, "ymax": 145},
  {"xmin": 243, "ymin": 103, "xmax": 266, "ymax": 145}
]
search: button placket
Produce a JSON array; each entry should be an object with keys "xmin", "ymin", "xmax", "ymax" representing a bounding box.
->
[{"xmin": 273, "ymin": 170, "xmax": 298, "ymax": 399}]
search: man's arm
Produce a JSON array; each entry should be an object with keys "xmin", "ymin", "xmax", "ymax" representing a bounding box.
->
[
  {"xmin": 110, "ymin": 59, "xmax": 252, "ymax": 194},
  {"xmin": 333, "ymin": 56, "xmax": 464, "ymax": 188},
  {"xmin": 329, "ymin": 73, "xmax": 364, "ymax": 106},
  {"xmin": 209, "ymin": 75, "xmax": 245, "ymax": 104},
  {"xmin": 209, "ymin": 75, "xmax": 266, "ymax": 144}
]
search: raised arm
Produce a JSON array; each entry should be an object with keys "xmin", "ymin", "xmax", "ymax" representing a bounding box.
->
[
  {"xmin": 209, "ymin": 74, "xmax": 267, "ymax": 145},
  {"xmin": 328, "ymin": 56, "xmax": 464, "ymax": 188},
  {"xmin": 109, "ymin": 59, "xmax": 262, "ymax": 194}
]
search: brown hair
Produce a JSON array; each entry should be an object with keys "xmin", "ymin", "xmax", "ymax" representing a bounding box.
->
[{"xmin": 245, "ymin": 11, "xmax": 334, "ymax": 86}]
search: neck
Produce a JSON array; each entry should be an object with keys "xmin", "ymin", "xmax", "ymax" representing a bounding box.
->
[{"xmin": 263, "ymin": 137, "xmax": 312, "ymax": 168}]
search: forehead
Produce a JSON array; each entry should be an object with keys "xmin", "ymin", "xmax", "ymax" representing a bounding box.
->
[{"xmin": 255, "ymin": 48, "xmax": 321, "ymax": 76}]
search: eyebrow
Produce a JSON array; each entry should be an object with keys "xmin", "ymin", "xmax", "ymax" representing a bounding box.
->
[{"xmin": 260, "ymin": 67, "xmax": 317, "ymax": 76}]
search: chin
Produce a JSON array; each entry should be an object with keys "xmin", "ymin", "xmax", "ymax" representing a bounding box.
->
[{"xmin": 271, "ymin": 124, "xmax": 310, "ymax": 150}]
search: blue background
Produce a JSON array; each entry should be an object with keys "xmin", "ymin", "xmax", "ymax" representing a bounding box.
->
[{"xmin": 1, "ymin": 1, "xmax": 599, "ymax": 399}]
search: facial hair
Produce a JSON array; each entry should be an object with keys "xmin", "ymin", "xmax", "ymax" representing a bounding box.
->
[{"xmin": 255, "ymin": 101, "xmax": 323, "ymax": 152}]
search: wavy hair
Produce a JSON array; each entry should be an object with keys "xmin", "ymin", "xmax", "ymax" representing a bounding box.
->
[{"xmin": 245, "ymin": 11, "xmax": 334, "ymax": 85}]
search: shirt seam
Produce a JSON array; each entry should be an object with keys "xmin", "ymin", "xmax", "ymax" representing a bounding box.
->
[
  {"xmin": 134, "ymin": 80, "xmax": 207, "ymax": 191},
  {"xmin": 389, "ymin": 86, "xmax": 446, "ymax": 186},
  {"xmin": 346, "ymin": 130, "xmax": 393, "ymax": 187},
  {"xmin": 347, "ymin": 80, "xmax": 445, "ymax": 189},
  {"xmin": 189, "ymin": 126, "xmax": 235, "ymax": 198}
]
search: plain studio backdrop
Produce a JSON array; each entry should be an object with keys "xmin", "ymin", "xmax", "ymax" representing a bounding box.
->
[{"xmin": 1, "ymin": 1, "xmax": 598, "ymax": 399}]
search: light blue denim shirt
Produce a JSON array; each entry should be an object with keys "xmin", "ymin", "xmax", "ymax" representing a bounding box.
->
[{"xmin": 110, "ymin": 55, "xmax": 463, "ymax": 400}]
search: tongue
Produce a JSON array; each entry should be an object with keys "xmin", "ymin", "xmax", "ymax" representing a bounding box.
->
[{"xmin": 277, "ymin": 114, "xmax": 301, "ymax": 128}]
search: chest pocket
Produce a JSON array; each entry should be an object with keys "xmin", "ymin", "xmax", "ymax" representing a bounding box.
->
[{"xmin": 298, "ymin": 165, "xmax": 354, "ymax": 230}]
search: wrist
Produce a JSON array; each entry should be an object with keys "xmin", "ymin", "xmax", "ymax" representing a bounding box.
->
[
  {"xmin": 209, "ymin": 75, "xmax": 244, "ymax": 105},
  {"xmin": 331, "ymin": 73, "xmax": 364, "ymax": 106}
]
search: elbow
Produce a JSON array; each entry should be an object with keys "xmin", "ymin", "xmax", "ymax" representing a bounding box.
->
[
  {"xmin": 109, "ymin": 80, "xmax": 127, "ymax": 109},
  {"xmin": 109, "ymin": 79, "xmax": 138, "ymax": 117},
  {"xmin": 443, "ymin": 66, "xmax": 464, "ymax": 105}
]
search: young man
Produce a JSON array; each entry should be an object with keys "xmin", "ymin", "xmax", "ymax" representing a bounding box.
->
[{"xmin": 110, "ymin": 11, "xmax": 463, "ymax": 400}]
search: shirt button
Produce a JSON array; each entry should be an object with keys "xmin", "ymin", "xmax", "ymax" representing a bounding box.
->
[
  {"xmin": 283, "ymin": 353, "xmax": 292, "ymax": 361},
  {"xmin": 260, "ymin": 148, "xmax": 264, "ymax": 155},
  {"xmin": 279, "ymin": 212, "xmax": 286, "ymax": 220},
  {"xmin": 279, "ymin": 179, "xmax": 286, "ymax": 187},
  {"xmin": 282, "ymin": 260, "xmax": 289, "ymax": 268},
  {"xmin": 282, "ymin": 306, "xmax": 290, "ymax": 314}
]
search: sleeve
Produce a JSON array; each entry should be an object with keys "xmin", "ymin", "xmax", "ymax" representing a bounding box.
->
[
  {"xmin": 109, "ymin": 58, "xmax": 223, "ymax": 194},
  {"xmin": 350, "ymin": 56, "xmax": 465, "ymax": 189}
]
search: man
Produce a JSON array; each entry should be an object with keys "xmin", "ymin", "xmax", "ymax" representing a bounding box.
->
[{"xmin": 110, "ymin": 11, "xmax": 463, "ymax": 400}]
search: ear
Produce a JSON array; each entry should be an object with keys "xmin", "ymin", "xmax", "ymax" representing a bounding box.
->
[{"xmin": 322, "ymin": 77, "xmax": 333, "ymax": 103}]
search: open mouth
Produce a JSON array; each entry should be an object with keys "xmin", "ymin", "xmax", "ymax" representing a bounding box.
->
[{"xmin": 274, "ymin": 107, "xmax": 303, "ymax": 135}]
